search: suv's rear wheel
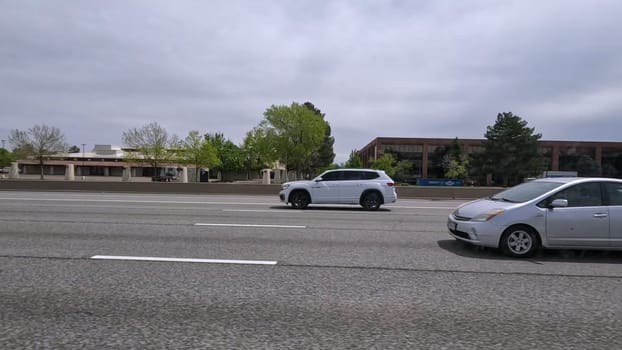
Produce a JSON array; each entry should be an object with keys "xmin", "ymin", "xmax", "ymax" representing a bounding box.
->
[
  {"xmin": 360, "ymin": 191, "xmax": 382, "ymax": 211},
  {"xmin": 290, "ymin": 190, "xmax": 310, "ymax": 209}
]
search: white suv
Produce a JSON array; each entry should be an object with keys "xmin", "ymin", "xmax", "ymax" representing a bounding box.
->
[{"xmin": 279, "ymin": 169, "xmax": 397, "ymax": 210}]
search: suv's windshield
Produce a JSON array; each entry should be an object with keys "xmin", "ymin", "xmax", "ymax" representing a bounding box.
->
[{"xmin": 490, "ymin": 181, "xmax": 564, "ymax": 203}]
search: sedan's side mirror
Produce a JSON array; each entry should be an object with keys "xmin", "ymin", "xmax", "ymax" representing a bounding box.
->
[{"xmin": 550, "ymin": 199, "xmax": 568, "ymax": 208}]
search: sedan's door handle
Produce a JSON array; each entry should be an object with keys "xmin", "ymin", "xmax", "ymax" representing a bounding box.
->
[{"xmin": 593, "ymin": 213, "xmax": 608, "ymax": 218}]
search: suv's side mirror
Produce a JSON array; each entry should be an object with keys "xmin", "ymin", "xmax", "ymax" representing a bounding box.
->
[
  {"xmin": 314, "ymin": 177, "xmax": 322, "ymax": 182},
  {"xmin": 550, "ymin": 199, "xmax": 568, "ymax": 208}
]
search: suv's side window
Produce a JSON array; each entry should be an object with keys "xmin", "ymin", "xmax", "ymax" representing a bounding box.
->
[
  {"xmin": 343, "ymin": 171, "xmax": 364, "ymax": 180},
  {"xmin": 547, "ymin": 182, "xmax": 603, "ymax": 207},
  {"xmin": 604, "ymin": 182, "xmax": 622, "ymax": 205},
  {"xmin": 320, "ymin": 171, "xmax": 342, "ymax": 181},
  {"xmin": 362, "ymin": 171, "xmax": 380, "ymax": 180}
]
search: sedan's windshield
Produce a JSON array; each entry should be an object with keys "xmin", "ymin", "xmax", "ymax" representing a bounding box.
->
[{"xmin": 490, "ymin": 181, "xmax": 564, "ymax": 203}]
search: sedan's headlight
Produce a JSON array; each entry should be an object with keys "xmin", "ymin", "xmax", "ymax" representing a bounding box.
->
[
  {"xmin": 281, "ymin": 184, "xmax": 290, "ymax": 190},
  {"xmin": 471, "ymin": 208, "xmax": 505, "ymax": 222}
]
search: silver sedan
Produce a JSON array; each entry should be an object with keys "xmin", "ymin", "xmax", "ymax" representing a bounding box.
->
[{"xmin": 447, "ymin": 177, "xmax": 622, "ymax": 257}]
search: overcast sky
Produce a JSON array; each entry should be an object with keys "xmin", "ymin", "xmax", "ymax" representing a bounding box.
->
[{"xmin": 1, "ymin": 0, "xmax": 621, "ymax": 162}]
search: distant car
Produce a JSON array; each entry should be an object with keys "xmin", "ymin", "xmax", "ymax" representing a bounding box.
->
[
  {"xmin": 447, "ymin": 177, "xmax": 622, "ymax": 257},
  {"xmin": 279, "ymin": 169, "xmax": 397, "ymax": 210},
  {"xmin": 152, "ymin": 173, "xmax": 177, "ymax": 182},
  {"xmin": 0, "ymin": 167, "xmax": 10, "ymax": 174}
]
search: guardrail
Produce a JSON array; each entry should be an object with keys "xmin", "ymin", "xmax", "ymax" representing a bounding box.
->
[{"xmin": 0, "ymin": 180, "xmax": 502, "ymax": 199}]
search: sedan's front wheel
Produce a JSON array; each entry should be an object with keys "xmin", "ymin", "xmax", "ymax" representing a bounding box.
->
[{"xmin": 501, "ymin": 225, "xmax": 539, "ymax": 258}]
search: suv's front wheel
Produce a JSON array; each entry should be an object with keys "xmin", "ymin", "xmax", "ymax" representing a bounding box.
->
[
  {"xmin": 360, "ymin": 191, "xmax": 382, "ymax": 211},
  {"xmin": 289, "ymin": 190, "xmax": 310, "ymax": 209}
]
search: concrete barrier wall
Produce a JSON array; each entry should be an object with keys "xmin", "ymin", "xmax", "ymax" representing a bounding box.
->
[{"xmin": 0, "ymin": 180, "xmax": 502, "ymax": 199}]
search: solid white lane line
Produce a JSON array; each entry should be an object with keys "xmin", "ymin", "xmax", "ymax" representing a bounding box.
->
[
  {"xmin": 386, "ymin": 206, "xmax": 456, "ymax": 210},
  {"xmin": 222, "ymin": 209, "xmax": 277, "ymax": 213},
  {"xmin": 223, "ymin": 206, "xmax": 455, "ymax": 211},
  {"xmin": 0, "ymin": 197, "xmax": 461, "ymax": 210},
  {"xmin": 0, "ymin": 197, "xmax": 273, "ymax": 206},
  {"xmin": 90, "ymin": 255, "xmax": 277, "ymax": 265},
  {"xmin": 194, "ymin": 223, "xmax": 306, "ymax": 229}
]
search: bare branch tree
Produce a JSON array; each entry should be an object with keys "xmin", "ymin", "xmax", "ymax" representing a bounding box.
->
[
  {"xmin": 122, "ymin": 122, "xmax": 179, "ymax": 176},
  {"xmin": 9, "ymin": 124, "xmax": 67, "ymax": 180}
]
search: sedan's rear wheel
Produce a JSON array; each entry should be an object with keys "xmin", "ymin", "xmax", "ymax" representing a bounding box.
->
[
  {"xmin": 361, "ymin": 191, "xmax": 382, "ymax": 211},
  {"xmin": 501, "ymin": 225, "xmax": 539, "ymax": 258},
  {"xmin": 290, "ymin": 190, "xmax": 310, "ymax": 209}
]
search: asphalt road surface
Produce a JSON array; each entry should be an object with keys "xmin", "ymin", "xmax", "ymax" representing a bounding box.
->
[{"xmin": 1, "ymin": 191, "xmax": 621, "ymax": 349}]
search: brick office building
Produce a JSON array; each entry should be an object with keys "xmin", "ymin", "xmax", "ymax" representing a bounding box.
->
[{"xmin": 359, "ymin": 137, "xmax": 622, "ymax": 179}]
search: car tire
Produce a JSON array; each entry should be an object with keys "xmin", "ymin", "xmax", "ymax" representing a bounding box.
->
[
  {"xmin": 500, "ymin": 225, "xmax": 540, "ymax": 258},
  {"xmin": 360, "ymin": 191, "xmax": 382, "ymax": 211},
  {"xmin": 290, "ymin": 190, "xmax": 310, "ymax": 209}
]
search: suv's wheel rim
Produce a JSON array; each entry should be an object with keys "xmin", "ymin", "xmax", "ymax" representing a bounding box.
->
[
  {"xmin": 292, "ymin": 193, "xmax": 308, "ymax": 208},
  {"xmin": 363, "ymin": 193, "xmax": 380, "ymax": 210},
  {"xmin": 507, "ymin": 230, "xmax": 532, "ymax": 255}
]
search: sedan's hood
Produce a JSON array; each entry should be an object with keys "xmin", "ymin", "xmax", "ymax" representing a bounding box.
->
[{"xmin": 454, "ymin": 198, "xmax": 521, "ymax": 219}]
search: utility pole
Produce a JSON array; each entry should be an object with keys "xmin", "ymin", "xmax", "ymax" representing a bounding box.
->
[{"xmin": 82, "ymin": 143, "xmax": 86, "ymax": 178}]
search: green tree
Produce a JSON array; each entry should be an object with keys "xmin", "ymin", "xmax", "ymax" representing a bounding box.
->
[
  {"xmin": 9, "ymin": 124, "xmax": 68, "ymax": 179},
  {"xmin": 259, "ymin": 102, "xmax": 328, "ymax": 179},
  {"xmin": 429, "ymin": 146, "xmax": 449, "ymax": 178},
  {"xmin": 443, "ymin": 138, "xmax": 469, "ymax": 179},
  {"xmin": 303, "ymin": 102, "xmax": 335, "ymax": 174},
  {"xmin": 370, "ymin": 153, "xmax": 396, "ymax": 177},
  {"xmin": 241, "ymin": 126, "xmax": 279, "ymax": 175},
  {"xmin": 575, "ymin": 155, "xmax": 601, "ymax": 176},
  {"xmin": 122, "ymin": 122, "xmax": 179, "ymax": 176},
  {"xmin": 205, "ymin": 133, "xmax": 244, "ymax": 181},
  {"xmin": 344, "ymin": 149, "xmax": 363, "ymax": 168},
  {"xmin": 429, "ymin": 138, "xmax": 469, "ymax": 179},
  {"xmin": 445, "ymin": 159, "xmax": 469, "ymax": 179},
  {"xmin": 602, "ymin": 163, "xmax": 618, "ymax": 178},
  {"xmin": 393, "ymin": 159, "xmax": 414, "ymax": 183},
  {"xmin": 180, "ymin": 131, "xmax": 220, "ymax": 182},
  {"xmin": 0, "ymin": 148, "xmax": 16, "ymax": 167},
  {"xmin": 472, "ymin": 112, "xmax": 545, "ymax": 186}
]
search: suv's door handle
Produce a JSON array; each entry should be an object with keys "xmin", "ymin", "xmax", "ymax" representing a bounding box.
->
[{"xmin": 593, "ymin": 213, "xmax": 608, "ymax": 218}]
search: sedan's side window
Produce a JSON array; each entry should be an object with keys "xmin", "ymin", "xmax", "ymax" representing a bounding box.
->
[
  {"xmin": 604, "ymin": 183, "xmax": 622, "ymax": 206},
  {"xmin": 547, "ymin": 183, "xmax": 602, "ymax": 207}
]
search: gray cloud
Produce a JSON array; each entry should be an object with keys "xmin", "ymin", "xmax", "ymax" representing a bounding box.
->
[{"xmin": 1, "ymin": 0, "xmax": 621, "ymax": 161}]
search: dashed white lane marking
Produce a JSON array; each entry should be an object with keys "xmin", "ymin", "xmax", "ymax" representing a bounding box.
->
[
  {"xmin": 90, "ymin": 255, "xmax": 277, "ymax": 265},
  {"xmin": 194, "ymin": 223, "xmax": 306, "ymax": 229}
]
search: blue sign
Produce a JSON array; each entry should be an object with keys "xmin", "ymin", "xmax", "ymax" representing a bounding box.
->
[{"xmin": 417, "ymin": 178, "xmax": 464, "ymax": 186}]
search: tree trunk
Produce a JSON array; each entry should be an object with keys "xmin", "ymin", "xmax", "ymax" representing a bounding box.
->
[{"xmin": 39, "ymin": 156, "xmax": 44, "ymax": 180}]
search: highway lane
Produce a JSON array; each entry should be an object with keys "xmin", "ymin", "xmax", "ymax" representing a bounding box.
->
[
  {"xmin": 1, "ymin": 191, "xmax": 620, "ymax": 276},
  {"xmin": 1, "ymin": 190, "xmax": 622, "ymax": 349}
]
